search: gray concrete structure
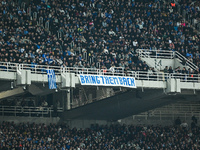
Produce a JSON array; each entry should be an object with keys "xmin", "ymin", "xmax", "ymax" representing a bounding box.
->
[{"xmin": 0, "ymin": 62, "xmax": 199, "ymax": 126}]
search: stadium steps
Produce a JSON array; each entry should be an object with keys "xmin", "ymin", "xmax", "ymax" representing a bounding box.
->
[
  {"xmin": 132, "ymin": 100, "xmax": 200, "ymax": 121},
  {"xmin": 137, "ymin": 49, "xmax": 198, "ymax": 72}
]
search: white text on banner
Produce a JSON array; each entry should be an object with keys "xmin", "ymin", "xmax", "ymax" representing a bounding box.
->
[
  {"xmin": 46, "ymin": 69, "xmax": 57, "ymax": 89},
  {"xmin": 78, "ymin": 74, "xmax": 136, "ymax": 88}
]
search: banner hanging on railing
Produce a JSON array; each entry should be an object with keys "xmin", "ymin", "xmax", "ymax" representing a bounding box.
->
[
  {"xmin": 46, "ymin": 69, "xmax": 57, "ymax": 89},
  {"xmin": 78, "ymin": 74, "xmax": 136, "ymax": 88}
]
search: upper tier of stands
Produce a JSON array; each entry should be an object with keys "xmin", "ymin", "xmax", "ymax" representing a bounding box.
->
[{"xmin": 0, "ymin": 0, "xmax": 199, "ymax": 74}]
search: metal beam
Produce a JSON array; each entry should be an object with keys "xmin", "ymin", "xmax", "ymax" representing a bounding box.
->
[{"xmin": 0, "ymin": 87, "xmax": 25, "ymax": 100}]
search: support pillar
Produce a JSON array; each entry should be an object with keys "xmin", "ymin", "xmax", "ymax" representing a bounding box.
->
[{"xmin": 64, "ymin": 88, "xmax": 71, "ymax": 110}]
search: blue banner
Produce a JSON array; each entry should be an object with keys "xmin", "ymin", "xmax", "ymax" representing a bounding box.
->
[
  {"xmin": 78, "ymin": 74, "xmax": 136, "ymax": 88},
  {"xmin": 46, "ymin": 69, "xmax": 57, "ymax": 89}
]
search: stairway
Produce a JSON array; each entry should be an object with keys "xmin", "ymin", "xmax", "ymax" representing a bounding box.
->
[{"xmin": 136, "ymin": 49, "xmax": 198, "ymax": 71}]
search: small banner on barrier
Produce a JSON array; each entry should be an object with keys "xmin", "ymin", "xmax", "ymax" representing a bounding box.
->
[
  {"xmin": 78, "ymin": 74, "xmax": 136, "ymax": 88},
  {"xmin": 46, "ymin": 69, "xmax": 57, "ymax": 89}
]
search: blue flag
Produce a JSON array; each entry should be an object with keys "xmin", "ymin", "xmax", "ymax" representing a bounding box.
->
[{"xmin": 46, "ymin": 69, "xmax": 57, "ymax": 89}]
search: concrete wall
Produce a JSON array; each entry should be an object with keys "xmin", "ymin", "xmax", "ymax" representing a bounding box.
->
[
  {"xmin": 53, "ymin": 118, "xmax": 198, "ymax": 128},
  {"xmin": 64, "ymin": 120, "xmax": 109, "ymax": 129},
  {"xmin": 119, "ymin": 117, "xmax": 198, "ymax": 127},
  {"xmin": 64, "ymin": 119, "xmax": 176, "ymax": 128},
  {"xmin": 141, "ymin": 58, "xmax": 175, "ymax": 70},
  {"xmin": 0, "ymin": 116, "xmax": 197, "ymax": 128},
  {"xmin": 0, "ymin": 116, "xmax": 108, "ymax": 128},
  {"xmin": 118, "ymin": 119, "xmax": 175, "ymax": 126},
  {"xmin": 0, "ymin": 116, "xmax": 60, "ymax": 125},
  {"xmin": 141, "ymin": 58, "xmax": 188, "ymax": 70}
]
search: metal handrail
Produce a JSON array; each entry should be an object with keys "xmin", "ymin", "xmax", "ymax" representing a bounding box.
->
[
  {"xmin": 136, "ymin": 49, "xmax": 199, "ymax": 71},
  {"xmin": 175, "ymin": 51, "xmax": 199, "ymax": 71},
  {"xmin": 0, "ymin": 106, "xmax": 63, "ymax": 117},
  {"xmin": 0, "ymin": 62, "xmax": 199, "ymax": 82},
  {"xmin": 137, "ymin": 49, "xmax": 175, "ymax": 59},
  {"xmin": 136, "ymin": 49, "xmax": 175, "ymax": 71}
]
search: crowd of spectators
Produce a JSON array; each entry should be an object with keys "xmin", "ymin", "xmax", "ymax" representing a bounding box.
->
[
  {"xmin": 0, "ymin": 122, "xmax": 200, "ymax": 149},
  {"xmin": 0, "ymin": 0, "xmax": 199, "ymax": 74},
  {"xmin": 163, "ymin": 66, "xmax": 199, "ymax": 75},
  {"xmin": 178, "ymin": 0, "xmax": 200, "ymax": 30}
]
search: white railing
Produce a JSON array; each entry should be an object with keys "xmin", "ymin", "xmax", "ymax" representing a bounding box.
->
[
  {"xmin": 0, "ymin": 106, "xmax": 63, "ymax": 118},
  {"xmin": 137, "ymin": 49, "xmax": 175, "ymax": 59},
  {"xmin": 175, "ymin": 51, "xmax": 199, "ymax": 71},
  {"xmin": 136, "ymin": 49, "xmax": 175, "ymax": 71},
  {"xmin": 136, "ymin": 49, "xmax": 199, "ymax": 71},
  {"xmin": 0, "ymin": 62, "xmax": 199, "ymax": 82},
  {"xmin": 0, "ymin": 62, "xmax": 18, "ymax": 72}
]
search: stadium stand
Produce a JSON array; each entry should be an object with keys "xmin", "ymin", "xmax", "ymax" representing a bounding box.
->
[
  {"xmin": 0, "ymin": 0, "xmax": 199, "ymax": 74},
  {"xmin": 0, "ymin": 1, "xmax": 200, "ymax": 149},
  {"xmin": 176, "ymin": 0, "xmax": 200, "ymax": 31},
  {"xmin": 0, "ymin": 121, "xmax": 199, "ymax": 149}
]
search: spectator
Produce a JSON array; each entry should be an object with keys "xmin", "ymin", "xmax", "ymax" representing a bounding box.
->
[
  {"xmin": 42, "ymin": 100, "xmax": 48, "ymax": 107},
  {"xmin": 175, "ymin": 116, "xmax": 181, "ymax": 126},
  {"xmin": 163, "ymin": 66, "xmax": 169, "ymax": 73},
  {"xmin": 0, "ymin": 0, "xmax": 199, "ymax": 76},
  {"xmin": 0, "ymin": 122, "xmax": 200, "ymax": 149},
  {"xmin": 168, "ymin": 66, "xmax": 174, "ymax": 73},
  {"xmin": 192, "ymin": 115, "xmax": 197, "ymax": 124},
  {"xmin": 180, "ymin": 120, "xmax": 188, "ymax": 129}
]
